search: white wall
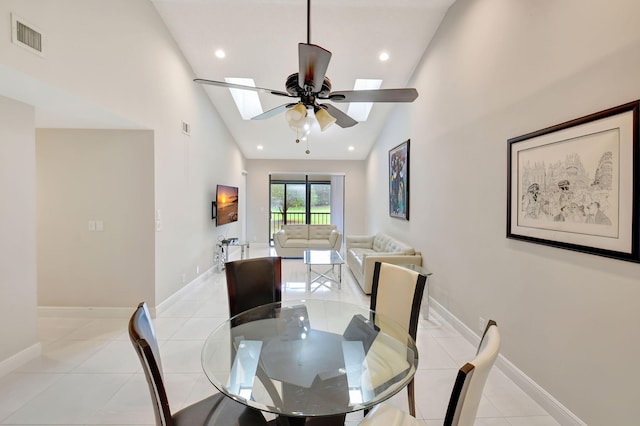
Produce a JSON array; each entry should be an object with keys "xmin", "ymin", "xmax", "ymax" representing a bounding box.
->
[
  {"xmin": 36, "ymin": 129, "xmax": 155, "ymax": 308},
  {"xmin": 0, "ymin": 96, "xmax": 39, "ymax": 367},
  {"xmin": 0, "ymin": 0, "xmax": 245, "ymax": 307},
  {"xmin": 367, "ymin": 0, "xmax": 640, "ymax": 424},
  {"xmin": 245, "ymin": 159, "xmax": 367, "ymax": 244}
]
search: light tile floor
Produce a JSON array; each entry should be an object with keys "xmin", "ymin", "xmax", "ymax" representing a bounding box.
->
[{"xmin": 0, "ymin": 246, "xmax": 560, "ymax": 426}]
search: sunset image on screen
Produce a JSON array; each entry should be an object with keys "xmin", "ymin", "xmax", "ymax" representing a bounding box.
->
[{"xmin": 216, "ymin": 185, "xmax": 238, "ymax": 226}]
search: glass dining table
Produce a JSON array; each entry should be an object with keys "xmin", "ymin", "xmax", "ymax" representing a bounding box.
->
[{"xmin": 201, "ymin": 299, "xmax": 419, "ymax": 426}]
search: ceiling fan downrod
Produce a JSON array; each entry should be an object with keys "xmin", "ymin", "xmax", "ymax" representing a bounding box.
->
[{"xmin": 307, "ymin": 0, "xmax": 311, "ymax": 44}]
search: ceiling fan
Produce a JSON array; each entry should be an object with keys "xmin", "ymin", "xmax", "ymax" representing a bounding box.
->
[{"xmin": 194, "ymin": 0, "xmax": 418, "ymax": 133}]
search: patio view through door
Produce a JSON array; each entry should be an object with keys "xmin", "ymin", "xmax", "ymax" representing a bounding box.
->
[{"xmin": 269, "ymin": 174, "xmax": 334, "ymax": 244}]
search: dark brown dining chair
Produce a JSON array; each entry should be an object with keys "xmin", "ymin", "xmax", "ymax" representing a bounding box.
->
[
  {"xmin": 360, "ymin": 320, "xmax": 501, "ymax": 426},
  {"xmin": 225, "ymin": 256, "xmax": 283, "ymax": 317},
  {"xmin": 369, "ymin": 261, "xmax": 427, "ymax": 417},
  {"xmin": 128, "ymin": 302, "xmax": 268, "ymax": 426},
  {"xmin": 225, "ymin": 257, "xmax": 345, "ymax": 426}
]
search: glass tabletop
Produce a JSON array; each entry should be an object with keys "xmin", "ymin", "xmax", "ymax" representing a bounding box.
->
[
  {"xmin": 201, "ymin": 299, "xmax": 418, "ymax": 419},
  {"xmin": 303, "ymin": 250, "xmax": 344, "ymax": 265}
]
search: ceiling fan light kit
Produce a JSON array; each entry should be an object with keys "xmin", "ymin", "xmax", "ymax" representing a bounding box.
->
[
  {"xmin": 314, "ymin": 106, "xmax": 337, "ymax": 131},
  {"xmin": 285, "ymin": 102, "xmax": 307, "ymax": 125},
  {"xmin": 194, "ymin": 0, "xmax": 419, "ymax": 153},
  {"xmin": 286, "ymin": 103, "xmax": 311, "ymax": 138}
]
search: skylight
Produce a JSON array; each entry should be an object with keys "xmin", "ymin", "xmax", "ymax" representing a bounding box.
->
[
  {"xmin": 225, "ymin": 78, "xmax": 263, "ymax": 120},
  {"xmin": 347, "ymin": 79, "xmax": 382, "ymax": 122}
]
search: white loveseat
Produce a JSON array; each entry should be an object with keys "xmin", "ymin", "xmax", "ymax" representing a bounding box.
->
[
  {"xmin": 346, "ymin": 232, "xmax": 422, "ymax": 294},
  {"xmin": 273, "ymin": 224, "xmax": 342, "ymax": 258}
]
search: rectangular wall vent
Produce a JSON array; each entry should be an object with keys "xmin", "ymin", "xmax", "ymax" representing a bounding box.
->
[
  {"xmin": 11, "ymin": 13, "xmax": 44, "ymax": 56},
  {"xmin": 182, "ymin": 121, "xmax": 191, "ymax": 136}
]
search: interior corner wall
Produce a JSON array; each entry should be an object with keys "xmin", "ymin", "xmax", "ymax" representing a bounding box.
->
[
  {"xmin": 244, "ymin": 159, "xmax": 367, "ymax": 244},
  {"xmin": 36, "ymin": 129, "xmax": 155, "ymax": 308},
  {"xmin": 366, "ymin": 0, "xmax": 640, "ymax": 424},
  {"xmin": 0, "ymin": 96, "xmax": 38, "ymax": 364}
]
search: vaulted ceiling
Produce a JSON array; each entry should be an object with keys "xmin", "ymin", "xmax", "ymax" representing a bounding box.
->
[{"xmin": 151, "ymin": 0, "xmax": 455, "ymax": 160}]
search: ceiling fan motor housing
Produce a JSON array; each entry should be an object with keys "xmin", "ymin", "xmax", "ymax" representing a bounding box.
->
[{"xmin": 286, "ymin": 73, "xmax": 331, "ymax": 103}]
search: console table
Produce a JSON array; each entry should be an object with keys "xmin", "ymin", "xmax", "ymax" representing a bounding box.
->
[{"xmin": 215, "ymin": 239, "xmax": 250, "ymax": 272}]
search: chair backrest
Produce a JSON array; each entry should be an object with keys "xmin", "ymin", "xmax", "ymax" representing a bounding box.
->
[
  {"xmin": 225, "ymin": 256, "xmax": 282, "ymax": 317},
  {"xmin": 444, "ymin": 320, "xmax": 501, "ymax": 426},
  {"xmin": 129, "ymin": 302, "xmax": 173, "ymax": 426},
  {"xmin": 370, "ymin": 261, "xmax": 426, "ymax": 341}
]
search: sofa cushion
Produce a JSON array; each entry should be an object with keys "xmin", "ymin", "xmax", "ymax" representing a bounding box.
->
[
  {"xmin": 372, "ymin": 233, "xmax": 391, "ymax": 252},
  {"xmin": 282, "ymin": 238, "xmax": 309, "ymax": 248},
  {"xmin": 282, "ymin": 225, "xmax": 309, "ymax": 239},
  {"xmin": 349, "ymin": 247, "xmax": 376, "ymax": 259},
  {"xmin": 370, "ymin": 233, "xmax": 415, "ymax": 255},
  {"xmin": 307, "ymin": 239, "xmax": 333, "ymax": 249},
  {"xmin": 308, "ymin": 225, "xmax": 337, "ymax": 239},
  {"xmin": 384, "ymin": 239, "xmax": 415, "ymax": 255}
]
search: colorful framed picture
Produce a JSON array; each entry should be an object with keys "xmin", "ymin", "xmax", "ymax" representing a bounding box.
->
[
  {"xmin": 507, "ymin": 101, "xmax": 640, "ymax": 262},
  {"xmin": 389, "ymin": 139, "xmax": 410, "ymax": 220}
]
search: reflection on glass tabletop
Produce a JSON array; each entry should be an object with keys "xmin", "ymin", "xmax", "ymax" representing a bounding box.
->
[{"xmin": 201, "ymin": 299, "xmax": 418, "ymax": 418}]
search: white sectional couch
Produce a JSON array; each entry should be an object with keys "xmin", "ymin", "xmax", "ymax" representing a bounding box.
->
[
  {"xmin": 346, "ymin": 232, "xmax": 422, "ymax": 294},
  {"xmin": 273, "ymin": 224, "xmax": 342, "ymax": 258}
]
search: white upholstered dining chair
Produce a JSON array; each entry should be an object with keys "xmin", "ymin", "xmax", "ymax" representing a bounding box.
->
[
  {"xmin": 369, "ymin": 261, "xmax": 427, "ymax": 417},
  {"xmin": 360, "ymin": 319, "xmax": 501, "ymax": 426}
]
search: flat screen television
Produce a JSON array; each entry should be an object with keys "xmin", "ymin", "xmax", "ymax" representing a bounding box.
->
[{"xmin": 215, "ymin": 184, "xmax": 239, "ymax": 226}]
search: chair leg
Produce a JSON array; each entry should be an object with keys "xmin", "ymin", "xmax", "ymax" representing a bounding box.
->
[{"xmin": 408, "ymin": 378, "xmax": 416, "ymax": 417}]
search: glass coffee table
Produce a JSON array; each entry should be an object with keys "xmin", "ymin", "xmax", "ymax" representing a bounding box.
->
[{"xmin": 303, "ymin": 250, "xmax": 344, "ymax": 291}]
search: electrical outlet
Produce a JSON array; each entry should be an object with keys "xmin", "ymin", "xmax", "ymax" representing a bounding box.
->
[
  {"xmin": 479, "ymin": 317, "xmax": 486, "ymax": 332},
  {"xmin": 196, "ymin": 265, "xmax": 200, "ymax": 274},
  {"xmin": 182, "ymin": 272, "xmax": 186, "ymax": 283}
]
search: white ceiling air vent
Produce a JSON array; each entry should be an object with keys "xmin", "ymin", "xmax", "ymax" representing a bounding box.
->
[{"xmin": 11, "ymin": 13, "xmax": 44, "ymax": 57}]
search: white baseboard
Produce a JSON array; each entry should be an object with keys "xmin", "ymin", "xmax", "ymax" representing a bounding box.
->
[
  {"xmin": 429, "ymin": 298, "xmax": 586, "ymax": 426},
  {"xmin": 38, "ymin": 306, "xmax": 134, "ymax": 318},
  {"xmin": 37, "ymin": 267, "xmax": 219, "ymax": 319},
  {"xmin": 0, "ymin": 343, "xmax": 41, "ymax": 378},
  {"xmin": 156, "ymin": 266, "xmax": 216, "ymax": 316}
]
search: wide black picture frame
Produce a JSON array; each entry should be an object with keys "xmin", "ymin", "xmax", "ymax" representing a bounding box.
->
[
  {"xmin": 507, "ymin": 101, "xmax": 640, "ymax": 262},
  {"xmin": 389, "ymin": 140, "xmax": 410, "ymax": 220}
]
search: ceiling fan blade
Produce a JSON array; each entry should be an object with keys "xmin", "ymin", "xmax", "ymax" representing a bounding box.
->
[
  {"xmin": 327, "ymin": 88, "xmax": 419, "ymax": 103},
  {"xmin": 250, "ymin": 103, "xmax": 296, "ymax": 120},
  {"xmin": 298, "ymin": 43, "xmax": 332, "ymax": 93},
  {"xmin": 322, "ymin": 104, "xmax": 358, "ymax": 128},
  {"xmin": 194, "ymin": 78, "xmax": 293, "ymax": 98}
]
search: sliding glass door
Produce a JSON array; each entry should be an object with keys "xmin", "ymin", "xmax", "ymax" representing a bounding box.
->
[
  {"xmin": 269, "ymin": 176, "xmax": 332, "ymax": 242},
  {"xmin": 309, "ymin": 183, "xmax": 331, "ymax": 224}
]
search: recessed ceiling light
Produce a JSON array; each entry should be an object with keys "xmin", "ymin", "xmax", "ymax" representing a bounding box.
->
[
  {"xmin": 348, "ymin": 146, "xmax": 355, "ymax": 151},
  {"xmin": 257, "ymin": 145, "xmax": 263, "ymax": 150},
  {"xmin": 379, "ymin": 52, "xmax": 389, "ymax": 62},
  {"xmin": 215, "ymin": 49, "xmax": 226, "ymax": 59}
]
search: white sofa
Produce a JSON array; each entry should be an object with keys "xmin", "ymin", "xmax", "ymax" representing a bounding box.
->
[
  {"xmin": 346, "ymin": 232, "xmax": 422, "ymax": 294},
  {"xmin": 273, "ymin": 224, "xmax": 342, "ymax": 258}
]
